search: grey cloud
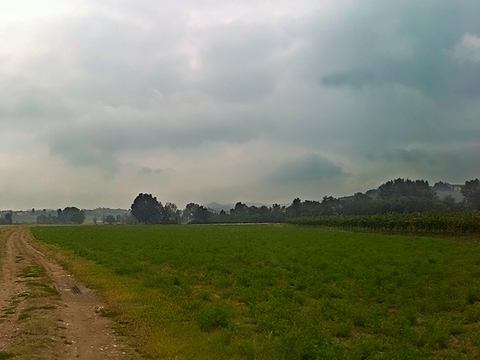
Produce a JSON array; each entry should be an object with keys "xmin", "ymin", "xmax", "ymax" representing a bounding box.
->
[
  {"xmin": 138, "ymin": 167, "xmax": 171, "ymax": 175},
  {"xmin": 267, "ymin": 154, "xmax": 343, "ymax": 186},
  {"xmin": 321, "ymin": 59, "xmax": 454, "ymax": 97},
  {"xmin": 202, "ymin": 70, "xmax": 275, "ymax": 102},
  {"xmin": 59, "ymin": 11, "xmax": 286, "ymax": 106},
  {"xmin": 12, "ymin": 94, "xmax": 73, "ymax": 120},
  {"xmin": 16, "ymin": 98, "xmax": 47, "ymax": 117},
  {"xmin": 64, "ymin": 15, "xmax": 189, "ymax": 107},
  {"xmin": 46, "ymin": 120, "xmax": 259, "ymax": 167},
  {"xmin": 317, "ymin": 0, "xmax": 480, "ymax": 97},
  {"xmin": 378, "ymin": 146, "xmax": 480, "ymax": 184},
  {"xmin": 383, "ymin": 149, "xmax": 439, "ymax": 165},
  {"xmin": 197, "ymin": 23, "xmax": 290, "ymax": 102},
  {"xmin": 322, "ymin": 69, "xmax": 378, "ymax": 88}
]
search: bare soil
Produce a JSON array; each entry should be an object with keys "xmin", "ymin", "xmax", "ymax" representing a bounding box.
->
[{"xmin": 0, "ymin": 227, "xmax": 126, "ymax": 359}]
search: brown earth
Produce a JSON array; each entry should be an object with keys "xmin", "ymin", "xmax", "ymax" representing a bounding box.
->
[{"xmin": 0, "ymin": 227, "xmax": 126, "ymax": 359}]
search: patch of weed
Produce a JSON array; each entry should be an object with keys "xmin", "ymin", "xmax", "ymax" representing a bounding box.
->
[
  {"xmin": 18, "ymin": 313, "xmax": 31, "ymax": 321},
  {"xmin": 26, "ymin": 281, "xmax": 59, "ymax": 296},
  {"xmin": 101, "ymin": 310, "xmax": 121, "ymax": 318},
  {"xmin": 196, "ymin": 305, "xmax": 232, "ymax": 331},
  {"xmin": 20, "ymin": 266, "xmax": 45, "ymax": 278}
]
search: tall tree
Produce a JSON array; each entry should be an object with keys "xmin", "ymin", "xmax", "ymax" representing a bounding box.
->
[
  {"xmin": 61, "ymin": 207, "xmax": 85, "ymax": 224},
  {"xmin": 131, "ymin": 193, "xmax": 166, "ymax": 224},
  {"xmin": 462, "ymin": 179, "xmax": 480, "ymax": 210}
]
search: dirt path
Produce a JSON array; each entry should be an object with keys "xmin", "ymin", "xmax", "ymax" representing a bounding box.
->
[{"xmin": 0, "ymin": 227, "xmax": 125, "ymax": 359}]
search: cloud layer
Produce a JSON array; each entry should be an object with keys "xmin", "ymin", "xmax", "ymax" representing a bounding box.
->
[{"xmin": 1, "ymin": 0, "xmax": 480, "ymax": 209}]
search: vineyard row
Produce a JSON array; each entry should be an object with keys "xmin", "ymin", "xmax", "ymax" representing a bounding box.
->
[{"xmin": 286, "ymin": 212, "xmax": 480, "ymax": 233}]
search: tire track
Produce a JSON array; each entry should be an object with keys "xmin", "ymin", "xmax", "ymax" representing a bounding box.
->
[{"xmin": 0, "ymin": 227, "xmax": 125, "ymax": 359}]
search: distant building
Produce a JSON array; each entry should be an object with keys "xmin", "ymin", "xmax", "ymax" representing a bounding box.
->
[
  {"xmin": 450, "ymin": 184, "xmax": 463, "ymax": 192},
  {"xmin": 433, "ymin": 182, "xmax": 464, "ymax": 202}
]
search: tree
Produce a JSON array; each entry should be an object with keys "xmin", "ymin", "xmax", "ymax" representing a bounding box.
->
[
  {"xmin": 60, "ymin": 207, "xmax": 85, "ymax": 224},
  {"xmin": 462, "ymin": 179, "xmax": 480, "ymax": 210},
  {"xmin": 164, "ymin": 202, "xmax": 180, "ymax": 224},
  {"xmin": 321, "ymin": 196, "xmax": 340, "ymax": 215},
  {"xmin": 182, "ymin": 203, "xmax": 210, "ymax": 223},
  {"xmin": 378, "ymin": 178, "xmax": 434, "ymax": 198},
  {"xmin": 131, "ymin": 193, "xmax": 166, "ymax": 224},
  {"xmin": 4, "ymin": 212, "xmax": 12, "ymax": 224},
  {"xmin": 271, "ymin": 203, "xmax": 286, "ymax": 222},
  {"xmin": 232, "ymin": 202, "xmax": 249, "ymax": 222},
  {"xmin": 105, "ymin": 215, "xmax": 116, "ymax": 225},
  {"xmin": 37, "ymin": 213, "xmax": 56, "ymax": 224}
]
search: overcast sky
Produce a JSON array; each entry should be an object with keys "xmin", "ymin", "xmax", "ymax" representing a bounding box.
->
[{"xmin": 1, "ymin": 0, "xmax": 480, "ymax": 210}]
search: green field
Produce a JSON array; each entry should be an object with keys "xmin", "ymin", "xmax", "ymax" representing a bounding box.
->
[{"xmin": 30, "ymin": 225, "xmax": 480, "ymax": 359}]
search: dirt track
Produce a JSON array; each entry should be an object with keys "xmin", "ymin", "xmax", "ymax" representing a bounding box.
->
[{"xmin": 0, "ymin": 227, "xmax": 125, "ymax": 359}]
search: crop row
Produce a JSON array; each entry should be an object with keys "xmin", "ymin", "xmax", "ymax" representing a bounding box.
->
[{"xmin": 286, "ymin": 212, "xmax": 480, "ymax": 233}]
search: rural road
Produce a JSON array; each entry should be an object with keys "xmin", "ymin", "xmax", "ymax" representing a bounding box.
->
[{"xmin": 0, "ymin": 226, "xmax": 125, "ymax": 359}]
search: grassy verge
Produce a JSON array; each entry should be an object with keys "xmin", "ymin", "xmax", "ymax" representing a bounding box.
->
[{"xmin": 30, "ymin": 224, "xmax": 480, "ymax": 359}]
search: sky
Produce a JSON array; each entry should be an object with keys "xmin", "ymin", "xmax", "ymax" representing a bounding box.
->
[{"xmin": 1, "ymin": 0, "xmax": 480, "ymax": 210}]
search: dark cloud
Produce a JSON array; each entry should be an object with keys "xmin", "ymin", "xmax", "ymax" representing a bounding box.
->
[{"xmin": 267, "ymin": 154, "xmax": 343, "ymax": 186}]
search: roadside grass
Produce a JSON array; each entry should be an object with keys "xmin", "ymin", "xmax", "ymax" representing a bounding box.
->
[
  {"xmin": 0, "ymin": 227, "xmax": 14, "ymax": 274},
  {"xmin": 30, "ymin": 224, "xmax": 480, "ymax": 359}
]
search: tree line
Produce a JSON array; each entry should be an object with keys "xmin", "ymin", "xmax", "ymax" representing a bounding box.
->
[
  {"xmin": 129, "ymin": 178, "xmax": 480, "ymax": 224},
  {"xmin": 36, "ymin": 207, "xmax": 86, "ymax": 224},
  {"xmin": 129, "ymin": 193, "xmax": 286, "ymax": 224},
  {"xmin": 28, "ymin": 177, "xmax": 480, "ymax": 225}
]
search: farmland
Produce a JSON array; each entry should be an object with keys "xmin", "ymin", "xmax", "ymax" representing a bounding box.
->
[{"xmin": 30, "ymin": 225, "xmax": 480, "ymax": 359}]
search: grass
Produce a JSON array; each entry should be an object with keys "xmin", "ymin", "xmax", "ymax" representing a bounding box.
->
[
  {"xmin": 30, "ymin": 224, "xmax": 480, "ymax": 359},
  {"xmin": 20, "ymin": 266, "xmax": 46, "ymax": 278},
  {"xmin": 0, "ymin": 352, "xmax": 14, "ymax": 359}
]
